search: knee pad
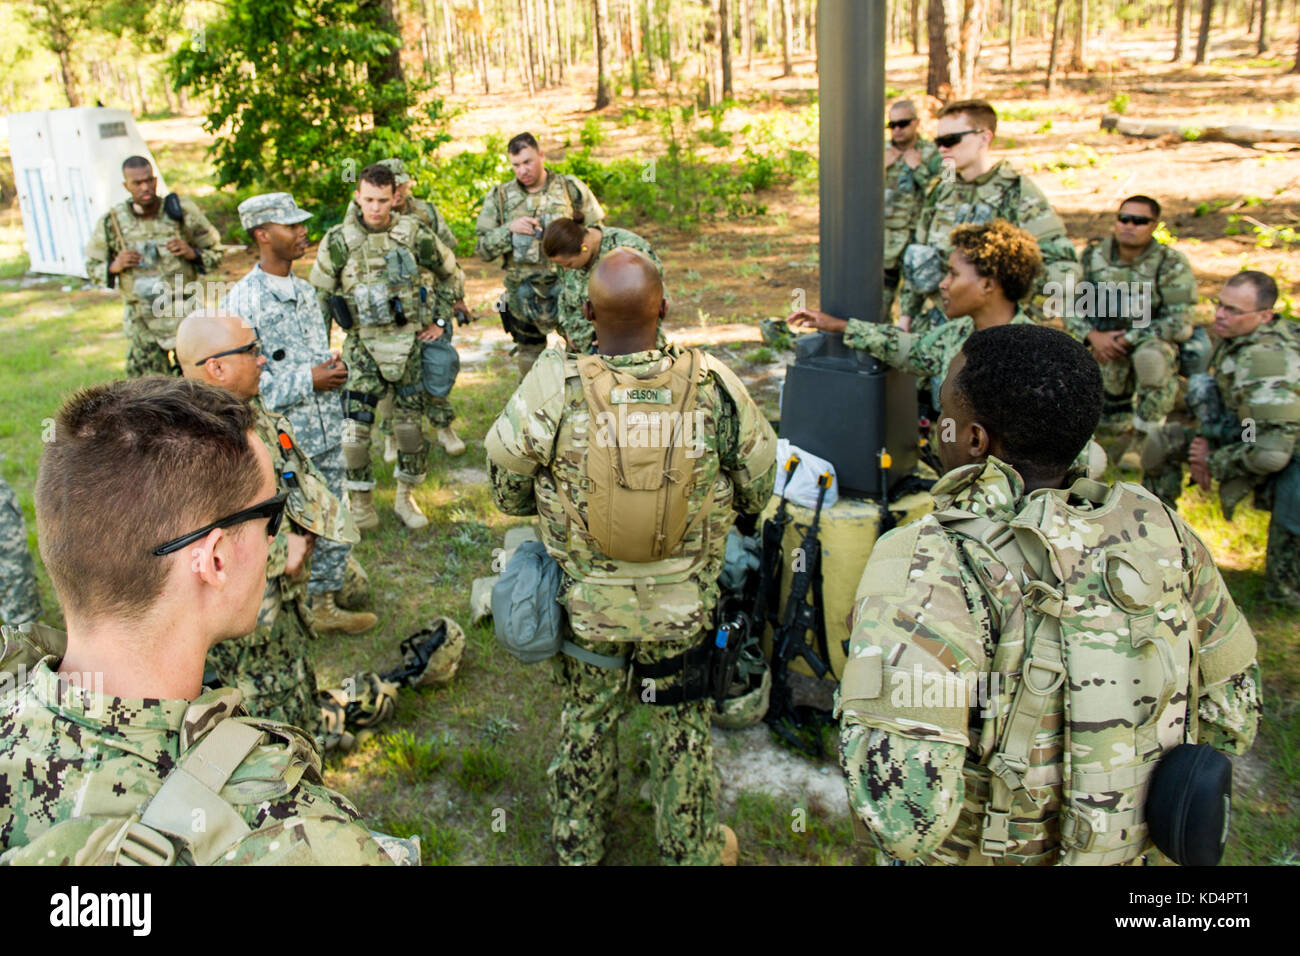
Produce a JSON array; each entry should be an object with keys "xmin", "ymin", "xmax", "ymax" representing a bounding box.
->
[
  {"xmin": 1133, "ymin": 343, "xmax": 1172, "ymax": 388},
  {"xmin": 342, "ymin": 419, "xmax": 371, "ymax": 470},
  {"xmin": 393, "ymin": 420, "xmax": 424, "ymax": 454},
  {"xmin": 1141, "ymin": 423, "xmax": 1186, "ymax": 473},
  {"xmin": 1250, "ymin": 433, "xmax": 1294, "ymax": 475}
]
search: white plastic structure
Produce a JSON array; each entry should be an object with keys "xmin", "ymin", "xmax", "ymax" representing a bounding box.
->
[{"xmin": 6, "ymin": 107, "xmax": 168, "ymax": 277}]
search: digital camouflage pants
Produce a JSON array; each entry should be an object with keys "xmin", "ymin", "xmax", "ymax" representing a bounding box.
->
[
  {"xmin": 123, "ymin": 310, "xmax": 181, "ymax": 379},
  {"xmin": 549, "ymin": 630, "xmax": 723, "ymax": 866},
  {"xmin": 1265, "ymin": 517, "xmax": 1300, "ymax": 604},
  {"xmin": 307, "ymin": 444, "xmax": 349, "ymax": 597},
  {"xmin": 206, "ymin": 600, "xmax": 320, "ymax": 735},
  {"xmin": 0, "ymin": 479, "xmax": 41, "ymax": 626}
]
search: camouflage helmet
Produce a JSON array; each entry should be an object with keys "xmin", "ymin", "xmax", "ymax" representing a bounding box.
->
[
  {"xmin": 344, "ymin": 672, "xmax": 400, "ymax": 729},
  {"xmin": 401, "ymin": 617, "xmax": 466, "ymax": 688},
  {"xmin": 316, "ymin": 688, "xmax": 356, "ymax": 753},
  {"xmin": 711, "ymin": 646, "xmax": 771, "ymax": 730}
]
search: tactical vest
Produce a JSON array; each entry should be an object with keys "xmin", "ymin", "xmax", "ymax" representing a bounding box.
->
[
  {"xmin": 936, "ymin": 479, "xmax": 1195, "ymax": 865},
  {"xmin": 921, "ymin": 164, "xmax": 1021, "ymax": 254},
  {"xmin": 1081, "ymin": 238, "xmax": 1193, "ymax": 334},
  {"xmin": 496, "ymin": 174, "xmax": 587, "ymax": 272},
  {"xmin": 883, "ymin": 141, "xmax": 940, "ymax": 265},
  {"xmin": 537, "ymin": 348, "xmax": 736, "ymax": 642},
  {"xmin": 107, "ymin": 202, "xmax": 194, "ymax": 350},
  {"xmin": 337, "ymin": 213, "xmax": 432, "ymax": 381}
]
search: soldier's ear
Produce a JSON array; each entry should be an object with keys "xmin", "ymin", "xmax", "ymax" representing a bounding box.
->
[
  {"xmin": 658, "ymin": 298, "xmax": 668, "ymax": 321},
  {"xmin": 584, "ymin": 301, "xmax": 595, "ymax": 324}
]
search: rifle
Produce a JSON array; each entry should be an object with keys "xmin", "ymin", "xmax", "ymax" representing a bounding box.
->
[{"xmin": 754, "ymin": 455, "xmax": 801, "ymax": 633}]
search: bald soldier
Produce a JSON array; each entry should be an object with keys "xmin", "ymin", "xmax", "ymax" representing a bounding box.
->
[
  {"xmin": 177, "ymin": 310, "xmax": 367, "ymax": 731},
  {"xmin": 487, "ymin": 248, "xmax": 776, "ymax": 865}
]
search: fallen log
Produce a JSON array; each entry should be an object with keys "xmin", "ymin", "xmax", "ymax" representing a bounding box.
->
[{"xmin": 1100, "ymin": 114, "xmax": 1300, "ymax": 147}]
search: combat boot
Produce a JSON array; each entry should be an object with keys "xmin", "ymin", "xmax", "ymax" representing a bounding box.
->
[
  {"xmin": 310, "ymin": 592, "xmax": 378, "ymax": 635},
  {"xmin": 350, "ymin": 489, "xmax": 380, "ymax": 531},
  {"xmin": 720, "ymin": 825, "xmax": 739, "ymax": 866},
  {"xmin": 437, "ymin": 426, "xmax": 466, "ymax": 456},
  {"xmin": 383, "ymin": 432, "xmax": 398, "ymax": 464},
  {"xmin": 394, "ymin": 480, "xmax": 428, "ymax": 529}
]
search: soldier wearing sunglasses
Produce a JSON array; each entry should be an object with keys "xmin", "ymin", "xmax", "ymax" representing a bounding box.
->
[
  {"xmin": 897, "ymin": 99, "xmax": 1080, "ymax": 337},
  {"xmin": 883, "ymin": 101, "xmax": 944, "ymax": 315},
  {"xmin": 1070, "ymin": 196, "xmax": 1201, "ymax": 468},
  {"xmin": 0, "ymin": 377, "xmax": 400, "ymax": 865}
]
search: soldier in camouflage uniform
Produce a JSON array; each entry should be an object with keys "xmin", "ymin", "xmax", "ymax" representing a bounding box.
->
[
  {"xmin": 839, "ymin": 325, "xmax": 1259, "ymax": 865},
  {"xmin": 227, "ymin": 193, "xmax": 376, "ymax": 635},
  {"xmin": 1, "ymin": 377, "xmax": 404, "ymax": 865},
  {"xmin": 486, "ymin": 249, "xmax": 777, "ymax": 865},
  {"xmin": 83, "ymin": 156, "xmax": 224, "ymax": 377},
  {"xmin": 1069, "ymin": 196, "xmax": 1202, "ymax": 462},
  {"xmin": 1142, "ymin": 272, "xmax": 1300, "ymax": 606},
  {"xmin": 897, "ymin": 100, "xmax": 1081, "ymax": 337},
  {"xmin": 0, "ymin": 477, "xmax": 40, "ymax": 626},
  {"xmin": 475, "ymin": 132, "xmax": 604, "ymax": 375},
  {"xmin": 178, "ymin": 310, "xmax": 360, "ymax": 733},
  {"xmin": 540, "ymin": 213, "xmax": 663, "ymax": 353},
  {"xmin": 310, "ymin": 163, "xmax": 463, "ymax": 530},
  {"xmin": 883, "ymin": 100, "xmax": 945, "ymax": 315}
]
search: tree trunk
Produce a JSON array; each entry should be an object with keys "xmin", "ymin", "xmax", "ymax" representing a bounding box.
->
[
  {"xmin": 134, "ymin": 61, "xmax": 149, "ymax": 115},
  {"xmin": 594, "ymin": 0, "xmax": 612, "ymax": 108},
  {"xmin": 1172, "ymin": 0, "xmax": 1187, "ymax": 61},
  {"xmin": 1194, "ymin": 0, "xmax": 1214, "ymax": 64},
  {"xmin": 957, "ymin": 0, "xmax": 983, "ymax": 98},
  {"xmin": 366, "ymin": 0, "xmax": 407, "ymax": 128},
  {"xmin": 808, "ymin": 0, "xmax": 816, "ymax": 60},
  {"xmin": 1258, "ymin": 0, "xmax": 1268, "ymax": 54},
  {"xmin": 474, "ymin": 0, "xmax": 490, "ymax": 93},
  {"xmin": 719, "ymin": 0, "xmax": 733, "ymax": 96},
  {"xmin": 743, "ymin": 0, "xmax": 753, "ymax": 68},
  {"xmin": 57, "ymin": 47, "xmax": 81, "ymax": 107},
  {"xmin": 780, "ymin": 0, "xmax": 793, "ymax": 75},
  {"xmin": 1046, "ymin": 0, "xmax": 1066, "ymax": 93},
  {"xmin": 1069, "ymin": 0, "xmax": 1086, "ymax": 70},
  {"xmin": 442, "ymin": 0, "xmax": 456, "ymax": 93},
  {"xmin": 927, "ymin": 0, "xmax": 952, "ymax": 98},
  {"xmin": 911, "ymin": 0, "xmax": 921, "ymax": 55},
  {"xmin": 1292, "ymin": 11, "xmax": 1300, "ymax": 74},
  {"xmin": 1006, "ymin": 0, "xmax": 1016, "ymax": 67}
]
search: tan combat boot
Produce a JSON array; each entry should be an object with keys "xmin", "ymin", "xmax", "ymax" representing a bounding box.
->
[
  {"xmin": 383, "ymin": 432, "xmax": 398, "ymax": 464},
  {"xmin": 350, "ymin": 489, "xmax": 379, "ymax": 531},
  {"xmin": 310, "ymin": 592, "xmax": 378, "ymax": 635},
  {"xmin": 720, "ymin": 825, "xmax": 739, "ymax": 866},
  {"xmin": 394, "ymin": 480, "xmax": 429, "ymax": 529},
  {"xmin": 436, "ymin": 426, "xmax": 466, "ymax": 457}
]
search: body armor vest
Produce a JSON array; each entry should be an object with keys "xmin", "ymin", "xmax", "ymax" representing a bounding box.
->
[{"xmin": 110, "ymin": 203, "xmax": 194, "ymax": 350}]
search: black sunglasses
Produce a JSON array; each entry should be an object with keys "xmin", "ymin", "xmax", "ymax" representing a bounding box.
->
[
  {"xmin": 934, "ymin": 129, "xmax": 981, "ymax": 149},
  {"xmin": 886, "ymin": 118, "xmax": 915, "ymax": 130},
  {"xmin": 194, "ymin": 333, "xmax": 262, "ymax": 366},
  {"xmin": 152, "ymin": 492, "xmax": 288, "ymax": 556},
  {"xmin": 1117, "ymin": 213, "xmax": 1155, "ymax": 226}
]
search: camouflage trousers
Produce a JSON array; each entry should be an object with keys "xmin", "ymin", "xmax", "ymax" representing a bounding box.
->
[
  {"xmin": 307, "ymin": 445, "xmax": 349, "ymax": 597},
  {"xmin": 1098, "ymin": 338, "xmax": 1180, "ymax": 428},
  {"xmin": 1265, "ymin": 516, "xmax": 1300, "ymax": 603},
  {"xmin": 123, "ymin": 310, "xmax": 181, "ymax": 379},
  {"xmin": 0, "ymin": 479, "xmax": 41, "ymax": 626},
  {"xmin": 342, "ymin": 334, "xmax": 452, "ymax": 490},
  {"xmin": 549, "ymin": 631, "xmax": 723, "ymax": 866},
  {"xmin": 374, "ymin": 386, "xmax": 454, "ymax": 438},
  {"xmin": 207, "ymin": 600, "xmax": 320, "ymax": 735}
]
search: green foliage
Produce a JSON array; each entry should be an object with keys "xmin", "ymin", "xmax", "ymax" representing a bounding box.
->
[
  {"xmin": 1107, "ymin": 93, "xmax": 1131, "ymax": 115},
  {"xmin": 745, "ymin": 346, "xmax": 775, "ymax": 364},
  {"xmin": 579, "ymin": 117, "xmax": 607, "ymax": 151},
  {"xmin": 455, "ymin": 744, "xmax": 510, "ymax": 794},
  {"xmin": 1035, "ymin": 119, "xmax": 1054, "ymax": 134},
  {"xmin": 378, "ymin": 816, "xmax": 460, "ymax": 866},
  {"xmin": 170, "ymin": 0, "xmax": 451, "ymax": 236},
  {"xmin": 379, "ymin": 729, "xmax": 449, "ymax": 783},
  {"xmin": 1153, "ymin": 221, "xmax": 1177, "ymax": 244},
  {"xmin": 1182, "ymin": 125, "xmax": 1204, "ymax": 142}
]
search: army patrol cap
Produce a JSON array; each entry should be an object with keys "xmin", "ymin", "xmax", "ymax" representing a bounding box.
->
[
  {"xmin": 238, "ymin": 192, "xmax": 313, "ymax": 231},
  {"xmin": 377, "ymin": 158, "xmax": 412, "ymax": 185}
]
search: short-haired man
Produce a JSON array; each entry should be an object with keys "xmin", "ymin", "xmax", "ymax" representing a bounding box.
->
[
  {"xmin": 839, "ymin": 324, "xmax": 1259, "ymax": 865},
  {"xmin": 310, "ymin": 162, "xmax": 464, "ymax": 530},
  {"xmin": 897, "ymin": 99, "xmax": 1081, "ymax": 336},
  {"xmin": 84, "ymin": 156, "xmax": 224, "ymax": 377},
  {"xmin": 0, "ymin": 377, "xmax": 399, "ymax": 865},
  {"xmin": 1070, "ymin": 195, "xmax": 1201, "ymax": 465},
  {"xmin": 228, "ymin": 192, "xmax": 376, "ymax": 634},
  {"xmin": 1143, "ymin": 270, "xmax": 1300, "ymax": 606},
  {"xmin": 0, "ymin": 477, "xmax": 41, "ymax": 625},
  {"xmin": 883, "ymin": 100, "xmax": 944, "ymax": 315},
  {"xmin": 475, "ymin": 132, "xmax": 605, "ymax": 375},
  {"xmin": 486, "ymin": 248, "xmax": 776, "ymax": 864},
  {"xmin": 178, "ymin": 308, "xmax": 365, "ymax": 732}
]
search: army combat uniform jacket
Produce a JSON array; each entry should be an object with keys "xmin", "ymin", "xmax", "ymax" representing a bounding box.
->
[
  {"xmin": 898, "ymin": 160, "xmax": 1081, "ymax": 333},
  {"xmin": 84, "ymin": 197, "xmax": 224, "ymax": 350},
  {"xmin": 554, "ymin": 226, "xmax": 663, "ymax": 354},
  {"xmin": 845, "ymin": 307, "xmax": 1035, "ymax": 383},
  {"xmin": 838, "ymin": 457, "xmax": 1260, "ymax": 865},
  {"xmin": 883, "ymin": 138, "xmax": 944, "ymax": 274},
  {"xmin": 0, "ymin": 624, "xmax": 391, "ymax": 865}
]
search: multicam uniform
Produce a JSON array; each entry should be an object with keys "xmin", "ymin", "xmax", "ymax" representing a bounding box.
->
[
  {"xmin": 226, "ymin": 263, "xmax": 352, "ymax": 599},
  {"xmin": 206, "ymin": 399, "xmax": 357, "ymax": 733},
  {"xmin": 0, "ymin": 623, "xmax": 393, "ymax": 865},
  {"xmin": 475, "ymin": 171, "xmax": 604, "ymax": 356},
  {"xmin": 486, "ymin": 345, "xmax": 777, "ymax": 864},
  {"xmin": 1144, "ymin": 319, "xmax": 1300, "ymax": 603},
  {"xmin": 883, "ymin": 139, "xmax": 944, "ymax": 313},
  {"xmin": 0, "ymin": 478, "xmax": 40, "ymax": 626},
  {"xmin": 1070, "ymin": 236, "xmax": 1202, "ymax": 431},
  {"xmin": 309, "ymin": 205, "xmax": 460, "ymax": 491},
  {"xmin": 838, "ymin": 457, "xmax": 1260, "ymax": 865},
  {"xmin": 898, "ymin": 161, "xmax": 1081, "ymax": 336},
  {"xmin": 84, "ymin": 197, "xmax": 224, "ymax": 377},
  {"xmin": 553, "ymin": 226, "xmax": 662, "ymax": 353}
]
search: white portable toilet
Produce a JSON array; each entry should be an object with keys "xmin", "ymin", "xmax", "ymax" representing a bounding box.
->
[{"xmin": 6, "ymin": 107, "xmax": 168, "ymax": 277}]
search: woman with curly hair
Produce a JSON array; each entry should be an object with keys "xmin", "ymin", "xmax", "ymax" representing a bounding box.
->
[
  {"xmin": 541, "ymin": 212, "xmax": 663, "ymax": 353},
  {"xmin": 786, "ymin": 218, "xmax": 1043, "ymax": 407}
]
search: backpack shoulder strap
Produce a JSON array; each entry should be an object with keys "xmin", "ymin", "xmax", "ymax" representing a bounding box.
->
[{"xmin": 563, "ymin": 174, "xmax": 584, "ymax": 210}]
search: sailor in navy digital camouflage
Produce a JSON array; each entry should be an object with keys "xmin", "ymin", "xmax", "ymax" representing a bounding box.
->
[
  {"xmin": 0, "ymin": 477, "xmax": 41, "ymax": 626},
  {"xmin": 883, "ymin": 99, "xmax": 945, "ymax": 314},
  {"xmin": 227, "ymin": 192, "xmax": 376, "ymax": 634}
]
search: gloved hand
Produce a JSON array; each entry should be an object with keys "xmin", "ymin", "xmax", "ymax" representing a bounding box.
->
[{"xmin": 719, "ymin": 527, "xmax": 761, "ymax": 592}]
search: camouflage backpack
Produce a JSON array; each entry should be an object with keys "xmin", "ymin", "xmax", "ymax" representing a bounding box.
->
[{"xmin": 936, "ymin": 478, "xmax": 1202, "ymax": 864}]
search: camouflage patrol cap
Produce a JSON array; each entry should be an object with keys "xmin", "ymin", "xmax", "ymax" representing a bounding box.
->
[
  {"xmin": 377, "ymin": 158, "xmax": 412, "ymax": 185},
  {"xmin": 238, "ymin": 192, "xmax": 313, "ymax": 231}
]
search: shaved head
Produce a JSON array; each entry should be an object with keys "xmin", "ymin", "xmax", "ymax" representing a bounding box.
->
[
  {"xmin": 177, "ymin": 309, "xmax": 263, "ymax": 400},
  {"xmin": 585, "ymin": 248, "xmax": 666, "ymax": 355}
]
